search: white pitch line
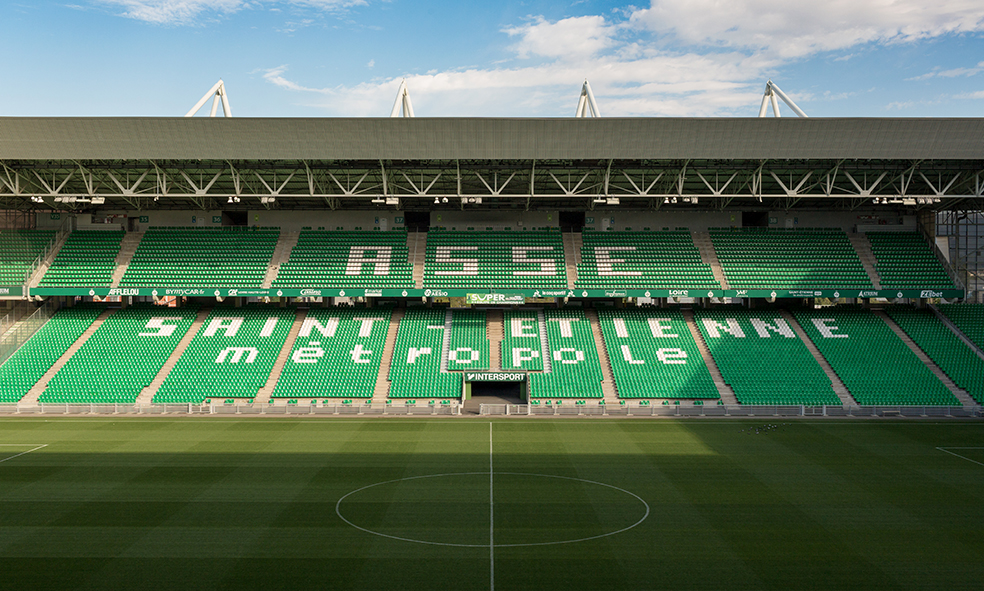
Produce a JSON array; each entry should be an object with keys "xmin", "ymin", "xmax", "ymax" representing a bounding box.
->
[
  {"xmin": 0, "ymin": 444, "xmax": 47, "ymax": 464},
  {"xmin": 489, "ymin": 421, "xmax": 494, "ymax": 591},
  {"xmin": 937, "ymin": 446, "xmax": 984, "ymax": 467}
]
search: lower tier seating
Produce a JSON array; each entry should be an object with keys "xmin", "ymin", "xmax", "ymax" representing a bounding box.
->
[
  {"xmin": 388, "ymin": 308, "xmax": 461, "ymax": 398},
  {"xmin": 501, "ymin": 310, "xmax": 545, "ymax": 371},
  {"xmin": 528, "ymin": 309, "xmax": 604, "ymax": 399},
  {"xmin": 794, "ymin": 309, "xmax": 958, "ymax": 406},
  {"xmin": 886, "ymin": 308, "xmax": 984, "ymax": 405},
  {"xmin": 40, "ymin": 305, "xmax": 199, "ymax": 404},
  {"xmin": 598, "ymin": 309, "xmax": 717, "ymax": 399},
  {"xmin": 694, "ymin": 309, "xmax": 840, "ymax": 405},
  {"xmin": 938, "ymin": 304, "xmax": 984, "ymax": 352},
  {"xmin": 0, "ymin": 306, "xmax": 104, "ymax": 403},
  {"xmin": 273, "ymin": 308, "xmax": 391, "ymax": 399},
  {"xmin": 155, "ymin": 307, "xmax": 295, "ymax": 403},
  {"xmin": 448, "ymin": 310, "xmax": 489, "ymax": 371}
]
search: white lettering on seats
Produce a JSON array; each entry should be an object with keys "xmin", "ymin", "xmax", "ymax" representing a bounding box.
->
[
  {"xmin": 259, "ymin": 317, "xmax": 278, "ymax": 338},
  {"xmin": 203, "ymin": 317, "xmax": 244, "ymax": 338},
  {"xmin": 647, "ymin": 318, "xmax": 678, "ymax": 338},
  {"xmin": 291, "ymin": 342, "xmax": 324, "ymax": 363},
  {"xmin": 553, "ymin": 348, "xmax": 585, "ymax": 364},
  {"xmin": 620, "ymin": 345, "xmax": 644, "ymax": 364},
  {"xmin": 406, "ymin": 347, "xmax": 432, "ymax": 364},
  {"xmin": 512, "ymin": 246, "xmax": 557, "ymax": 276},
  {"xmin": 512, "ymin": 347, "xmax": 540, "ymax": 366},
  {"xmin": 510, "ymin": 317, "xmax": 538, "ymax": 338},
  {"xmin": 811, "ymin": 318, "xmax": 848, "ymax": 338},
  {"xmin": 300, "ymin": 317, "xmax": 339, "ymax": 338},
  {"xmin": 594, "ymin": 246, "xmax": 642, "ymax": 276},
  {"xmin": 548, "ymin": 317, "xmax": 579, "ymax": 337},
  {"xmin": 350, "ymin": 344, "xmax": 373, "ymax": 363},
  {"xmin": 353, "ymin": 317, "xmax": 385, "ymax": 338},
  {"xmin": 216, "ymin": 346, "xmax": 259, "ymax": 364},
  {"xmin": 613, "ymin": 318, "xmax": 629, "ymax": 338},
  {"xmin": 701, "ymin": 318, "xmax": 745, "ymax": 338},
  {"xmin": 656, "ymin": 348, "xmax": 687, "ymax": 364},
  {"xmin": 434, "ymin": 246, "xmax": 479, "ymax": 276},
  {"xmin": 750, "ymin": 318, "xmax": 795, "ymax": 338},
  {"xmin": 139, "ymin": 317, "xmax": 183, "ymax": 337},
  {"xmin": 345, "ymin": 246, "xmax": 393, "ymax": 276},
  {"xmin": 449, "ymin": 347, "xmax": 480, "ymax": 364}
]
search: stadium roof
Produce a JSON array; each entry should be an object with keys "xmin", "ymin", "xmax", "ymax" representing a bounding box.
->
[
  {"xmin": 1, "ymin": 117, "xmax": 983, "ymax": 212},
  {"xmin": 2, "ymin": 117, "xmax": 984, "ymax": 160}
]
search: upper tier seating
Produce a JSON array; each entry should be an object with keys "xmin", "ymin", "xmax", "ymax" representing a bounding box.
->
[
  {"xmin": 423, "ymin": 230, "xmax": 567, "ymax": 289},
  {"xmin": 501, "ymin": 310, "xmax": 545, "ymax": 371},
  {"xmin": 866, "ymin": 232, "xmax": 955, "ymax": 289},
  {"xmin": 576, "ymin": 231, "xmax": 719, "ymax": 289},
  {"xmin": 694, "ymin": 309, "xmax": 839, "ymax": 405},
  {"xmin": 527, "ymin": 309, "xmax": 604, "ymax": 399},
  {"xmin": 0, "ymin": 230, "xmax": 57, "ymax": 285},
  {"xmin": 388, "ymin": 308, "xmax": 461, "ymax": 398},
  {"xmin": 938, "ymin": 304, "xmax": 984, "ymax": 351},
  {"xmin": 0, "ymin": 306, "xmax": 104, "ymax": 403},
  {"xmin": 447, "ymin": 309, "xmax": 489, "ymax": 371},
  {"xmin": 598, "ymin": 309, "xmax": 717, "ymax": 399},
  {"xmin": 886, "ymin": 307, "xmax": 984, "ymax": 405},
  {"xmin": 155, "ymin": 307, "xmax": 295, "ymax": 403},
  {"xmin": 39, "ymin": 305, "xmax": 198, "ymax": 404},
  {"xmin": 793, "ymin": 309, "xmax": 957, "ymax": 406},
  {"xmin": 119, "ymin": 227, "xmax": 278, "ymax": 287},
  {"xmin": 273, "ymin": 308, "xmax": 391, "ymax": 399},
  {"xmin": 272, "ymin": 230, "xmax": 412, "ymax": 289},
  {"xmin": 711, "ymin": 228, "xmax": 870, "ymax": 289},
  {"xmin": 38, "ymin": 230, "xmax": 124, "ymax": 287}
]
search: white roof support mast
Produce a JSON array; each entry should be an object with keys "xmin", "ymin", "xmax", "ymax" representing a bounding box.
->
[
  {"xmin": 185, "ymin": 80, "xmax": 232, "ymax": 117},
  {"xmin": 575, "ymin": 79, "xmax": 601, "ymax": 117},
  {"xmin": 758, "ymin": 80, "xmax": 807, "ymax": 118},
  {"xmin": 390, "ymin": 79, "xmax": 415, "ymax": 117}
]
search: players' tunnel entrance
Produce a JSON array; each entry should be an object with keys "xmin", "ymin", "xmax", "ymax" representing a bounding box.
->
[{"xmin": 462, "ymin": 372, "xmax": 527, "ymax": 403}]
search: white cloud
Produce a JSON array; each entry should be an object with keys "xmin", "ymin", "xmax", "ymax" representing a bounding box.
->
[
  {"xmin": 504, "ymin": 15, "xmax": 617, "ymax": 60},
  {"xmin": 954, "ymin": 90, "xmax": 984, "ymax": 99},
  {"xmin": 367, "ymin": 59, "xmax": 375, "ymax": 68},
  {"xmin": 262, "ymin": 4, "xmax": 984, "ymax": 116},
  {"xmin": 96, "ymin": 0, "xmax": 364, "ymax": 25},
  {"xmin": 629, "ymin": 1, "xmax": 984, "ymax": 58},
  {"xmin": 907, "ymin": 61, "xmax": 984, "ymax": 80}
]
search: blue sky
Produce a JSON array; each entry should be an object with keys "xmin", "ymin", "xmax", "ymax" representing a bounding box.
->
[{"xmin": 3, "ymin": 1, "xmax": 984, "ymax": 117}]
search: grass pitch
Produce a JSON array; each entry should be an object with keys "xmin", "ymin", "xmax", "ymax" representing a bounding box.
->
[{"xmin": 0, "ymin": 418, "xmax": 982, "ymax": 591}]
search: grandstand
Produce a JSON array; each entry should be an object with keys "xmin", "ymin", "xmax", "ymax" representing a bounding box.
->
[{"xmin": 0, "ymin": 116, "xmax": 980, "ymax": 411}]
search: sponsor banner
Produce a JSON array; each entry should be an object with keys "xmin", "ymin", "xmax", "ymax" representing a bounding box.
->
[
  {"xmin": 721, "ymin": 289, "xmax": 965, "ymax": 299},
  {"xmin": 0, "ymin": 286, "xmax": 24, "ymax": 297},
  {"xmin": 466, "ymin": 293, "xmax": 526, "ymax": 305},
  {"xmin": 464, "ymin": 372, "xmax": 527, "ymax": 382}
]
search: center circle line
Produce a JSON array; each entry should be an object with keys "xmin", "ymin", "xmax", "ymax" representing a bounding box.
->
[{"xmin": 335, "ymin": 471, "xmax": 650, "ymax": 548}]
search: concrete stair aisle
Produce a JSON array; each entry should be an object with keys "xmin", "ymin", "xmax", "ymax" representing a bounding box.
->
[
  {"xmin": 110, "ymin": 231, "xmax": 144, "ymax": 288},
  {"xmin": 563, "ymin": 232, "xmax": 581, "ymax": 289},
  {"xmin": 536, "ymin": 309, "xmax": 552, "ymax": 373},
  {"xmin": 21, "ymin": 308, "xmax": 117, "ymax": 405},
  {"xmin": 928, "ymin": 304, "xmax": 984, "ymax": 363},
  {"xmin": 440, "ymin": 309, "xmax": 453, "ymax": 372},
  {"xmin": 254, "ymin": 308, "xmax": 308, "ymax": 405},
  {"xmin": 585, "ymin": 309, "xmax": 619, "ymax": 403},
  {"xmin": 875, "ymin": 310, "xmax": 977, "ymax": 408},
  {"xmin": 847, "ymin": 233, "xmax": 882, "ymax": 289},
  {"xmin": 371, "ymin": 308, "xmax": 404, "ymax": 403},
  {"xmin": 136, "ymin": 308, "xmax": 212, "ymax": 405},
  {"xmin": 27, "ymin": 231, "xmax": 71, "ymax": 289},
  {"xmin": 681, "ymin": 308, "xmax": 738, "ymax": 404},
  {"xmin": 486, "ymin": 309, "xmax": 504, "ymax": 371},
  {"xmin": 691, "ymin": 231, "xmax": 730, "ymax": 289},
  {"xmin": 410, "ymin": 232, "xmax": 427, "ymax": 289},
  {"xmin": 779, "ymin": 309, "xmax": 858, "ymax": 407},
  {"xmin": 263, "ymin": 231, "xmax": 300, "ymax": 288}
]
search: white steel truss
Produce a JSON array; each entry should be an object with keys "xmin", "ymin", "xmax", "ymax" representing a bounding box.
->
[
  {"xmin": 574, "ymin": 80, "xmax": 601, "ymax": 117},
  {"xmin": 390, "ymin": 79, "xmax": 415, "ymax": 118},
  {"xmin": 758, "ymin": 80, "xmax": 807, "ymax": 118},
  {"xmin": 185, "ymin": 80, "xmax": 232, "ymax": 118}
]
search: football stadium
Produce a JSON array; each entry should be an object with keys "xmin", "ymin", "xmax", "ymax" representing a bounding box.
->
[{"xmin": 1, "ymin": 109, "xmax": 984, "ymax": 589}]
